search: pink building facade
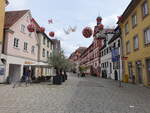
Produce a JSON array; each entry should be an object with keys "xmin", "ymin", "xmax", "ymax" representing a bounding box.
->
[{"xmin": 1, "ymin": 10, "xmax": 39, "ymax": 82}]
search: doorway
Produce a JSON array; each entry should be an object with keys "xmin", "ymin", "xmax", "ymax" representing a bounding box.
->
[
  {"xmin": 146, "ymin": 59, "xmax": 150, "ymax": 84},
  {"xmin": 8, "ymin": 64, "xmax": 21, "ymax": 83},
  {"xmin": 136, "ymin": 61, "xmax": 143, "ymax": 84},
  {"xmin": 114, "ymin": 70, "xmax": 118, "ymax": 80}
]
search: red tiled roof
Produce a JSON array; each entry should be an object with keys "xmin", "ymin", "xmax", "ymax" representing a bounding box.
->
[{"xmin": 5, "ymin": 10, "xmax": 29, "ymax": 29}]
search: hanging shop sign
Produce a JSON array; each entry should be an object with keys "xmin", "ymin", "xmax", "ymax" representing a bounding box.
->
[{"xmin": 112, "ymin": 48, "xmax": 120, "ymax": 62}]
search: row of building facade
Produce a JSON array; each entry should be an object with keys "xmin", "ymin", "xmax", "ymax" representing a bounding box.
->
[
  {"xmin": 0, "ymin": 1, "xmax": 61, "ymax": 83},
  {"xmin": 70, "ymin": 0, "xmax": 150, "ymax": 86}
]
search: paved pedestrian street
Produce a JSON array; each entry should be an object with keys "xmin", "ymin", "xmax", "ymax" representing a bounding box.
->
[{"xmin": 0, "ymin": 73, "xmax": 150, "ymax": 113}]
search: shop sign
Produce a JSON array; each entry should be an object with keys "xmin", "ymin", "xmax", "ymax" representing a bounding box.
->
[
  {"xmin": 112, "ymin": 48, "xmax": 120, "ymax": 62},
  {"xmin": 24, "ymin": 61, "xmax": 33, "ymax": 65}
]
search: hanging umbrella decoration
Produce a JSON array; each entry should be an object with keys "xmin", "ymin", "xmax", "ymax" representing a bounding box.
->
[
  {"xmin": 27, "ymin": 18, "xmax": 56, "ymax": 37},
  {"xmin": 64, "ymin": 29, "xmax": 70, "ymax": 35},
  {"xmin": 49, "ymin": 31, "xmax": 55, "ymax": 37},
  {"xmin": 27, "ymin": 24, "xmax": 35, "ymax": 32},
  {"xmin": 82, "ymin": 16, "xmax": 105, "ymax": 39},
  {"xmin": 82, "ymin": 27, "xmax": 93, "ymax": 38},
  {"xmin": 63, "ymin": 26, "xmax": 77, "ymax": 35},
  {"xmin": 48, "ymin": 19, "xmax": 53, "ymax": 24},
  {"xmin": 117, "ymin": 16, "xmax": 123, "ymax": 22},
  {"xmin": 69, "ymin": 26, "xmax": 77, "ymax": 32},
  {"xmin": 39, "ymin": 27, "xmax": 45, "ymax": 33}
]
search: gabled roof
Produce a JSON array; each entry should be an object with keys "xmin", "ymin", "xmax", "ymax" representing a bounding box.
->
[{"xmin": 5, "ymin": 10, "xmax": 29, "ymax": 29}]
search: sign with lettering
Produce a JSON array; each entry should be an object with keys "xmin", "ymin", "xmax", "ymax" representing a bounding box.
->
[
  {"xmin": 112, "ymin": 48, "xmax": 120, "ymax": 62},
  {"xmin": 24, "ymin": 61, "xmax": 33, "ymax": 65}
]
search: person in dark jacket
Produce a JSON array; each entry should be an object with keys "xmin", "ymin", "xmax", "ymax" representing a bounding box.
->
[{"xmin": 25, "ymin": 69, "xmax": 31, "ymax": 86}]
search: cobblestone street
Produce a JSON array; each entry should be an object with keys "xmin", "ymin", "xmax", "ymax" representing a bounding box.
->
[{"xmin": 0, "ymin": 73, "xmax": 150, "ymax": 113}]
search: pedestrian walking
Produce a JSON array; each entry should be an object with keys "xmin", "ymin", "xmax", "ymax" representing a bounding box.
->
[
  {"xmin": 77, "ymin": 72, "xmax": 80, "ymax": 77},
  {"xmin": 25, "ymin": 69, "xmax": 31, "ymax": 87},
  {"xmin": 132, "ymin": 74, "xmax": 135, "ymax": 84},
  {"xmin": 12, "ymin": 74, "xmax": 21, "ymax": 88}
]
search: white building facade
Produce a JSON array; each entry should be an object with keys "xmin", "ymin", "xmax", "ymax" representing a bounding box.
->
[
  {"xmin": 100, "ymin": 27, "xmax": 123, "ymax": 81},
  {"xmin": 100, "ymin": 33, "xmax": 114, "ymax": 79}
]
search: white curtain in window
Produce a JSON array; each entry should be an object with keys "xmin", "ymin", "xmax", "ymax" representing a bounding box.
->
[
  {"xmin": 145, "ymin": 29, "xmax": 150, "ymax": 44},
  {"xmin": 144, "ymin": 3, "xmax": 148, "ymax": 15},
  {"xmin": 134, "ymin": 36, "xmax": 138, "ymax": 49}
]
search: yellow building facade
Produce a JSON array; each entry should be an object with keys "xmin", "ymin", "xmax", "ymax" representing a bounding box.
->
[
  {"xmin": 119, "ymin": 0, "xmax": 150, "ymax": 86},
  {"xmin": 0, "ymin": 0, "xmax": 6, "ymax": 44}
]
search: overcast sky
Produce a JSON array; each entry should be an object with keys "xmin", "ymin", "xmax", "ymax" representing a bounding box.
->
[{"xmin": 6, "ymin": 0, "xmax": 131, "ymax": 57}]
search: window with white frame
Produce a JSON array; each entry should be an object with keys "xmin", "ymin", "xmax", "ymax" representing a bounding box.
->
[
  {"xmin": 142, "ymin": 1, "xmax": 149, "ymax": 17},
  {"xmin": 43, "ymin": 48, "xmax": 45, "ymax": 57},
  {"xmin": 133, "ymin": 35, "xmax": 139, "ymax": 49},
  {"xmin": 21, "ymin": 24, "xmax": 25, "ymax": 33},
  {"xmin": 13, "ymin": 38, "xmax": 19, "ymax": 48},
  {"xmin": 144, "ymin": 27, "xmax": 150, "ymax": 44},
  {"xmin": 132, "ymin": 14, "xmax": 137, "ymax": 27},
  {"xmin": 125, "ymin": 23, "xmax": 129, "ymax": 34},
  {"xmin": 31, "ymin": 46, "xmax": 35, "ymax": 53},
  {"xmin": 126, "ymin": 41, "xmax": 130, "ymax": 54},
  {"xmin": 24, "ymin": 42, "xmax": 28, "ymax": 51}
]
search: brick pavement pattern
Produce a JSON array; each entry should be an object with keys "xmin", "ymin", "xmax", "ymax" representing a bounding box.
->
[{"xmin": 0, "ymin": 73, "xmax": 150, "ymax": 113}]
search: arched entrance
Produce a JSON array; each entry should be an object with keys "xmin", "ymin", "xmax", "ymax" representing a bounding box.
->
[{"xmin": 114, "ymin": 70, "xmax": 118, "ymax": 80}]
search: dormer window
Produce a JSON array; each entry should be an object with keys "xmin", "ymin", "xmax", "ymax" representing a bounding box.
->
[{"xmin": 21, "ymin": 24, "xmax": 25, "ymax": 33}]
